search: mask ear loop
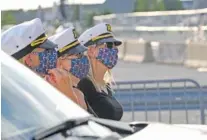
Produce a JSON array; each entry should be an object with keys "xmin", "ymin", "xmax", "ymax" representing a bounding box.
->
[
  {"xmin": 67, "ymin": 69, "xmax": 80, "ymax": 105},
  {"xmin": 76, "ymin": 52, "xmax": 84, "ymax": 59},
  {"xmin": 91, "ymin": 44, "xmax": 97, "ymax": 57}
]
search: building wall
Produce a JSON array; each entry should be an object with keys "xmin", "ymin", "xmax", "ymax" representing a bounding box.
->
[
  {"xmin": 193, "ymin": 0, "xmax": 207, "ymax": 9},
  {"xmin": 3, "ymin": 0, "xmax": 136, "ymax": 24},
  {"xmin": 181, "ymin": 0, "xmax": 194, "ymax": 9},
  {"xmin": 4, "ymin": 0, "xmax": 207, "ymax": 25}
]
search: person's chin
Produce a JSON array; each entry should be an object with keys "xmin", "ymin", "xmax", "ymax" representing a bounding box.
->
[
  {"xmin": 56, "ymin": 59, "xmax": 61, "ymax": 68},
  {"xmin": 100, "ymin": 63, "xmax": 108, "ymax": 71}
]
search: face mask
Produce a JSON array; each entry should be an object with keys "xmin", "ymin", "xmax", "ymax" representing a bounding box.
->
[
  {"xmin": 34, "ymin": 49, "xmax": 57, "ymax": 74},
  {"xmin": 96, "ymin": 47, "xmax": 118, "ymax": 69},
  {"xmin": 70, "ymin": 56, "xmax": 90, "ymax": 79}
]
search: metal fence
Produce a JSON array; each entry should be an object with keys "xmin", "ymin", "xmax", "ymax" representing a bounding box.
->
[{"xmin": 112, "ymin": 79, "xmax": 206, "ymax": 124}]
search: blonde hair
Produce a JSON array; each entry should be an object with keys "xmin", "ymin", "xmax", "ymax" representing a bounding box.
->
[
  {"xmin": 85, "ymin": 52, "xmax": 116, "ymax": 93},
  {"xmin": 18, "ymin": 58, "xmax": 24, "ymax": 64},
  {"xmin": 103, "ymin": 70, "xmax": 115, "ymax": 85}
]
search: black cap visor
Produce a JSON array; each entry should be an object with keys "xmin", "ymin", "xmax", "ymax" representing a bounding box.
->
[
  {"xmin": 58, "ymin": 42, "xmax": 87, "ymax": 57},
  {"xmin": 97, "ymin": 37, "xmax": 122, "ymax": 46},
  {"xmin": 65, "ymin": 44, "xmax": 87, "ymax": 56}
]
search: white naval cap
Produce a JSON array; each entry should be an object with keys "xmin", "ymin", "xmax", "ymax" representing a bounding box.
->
[
  {"xmin": 49, "ymin": 27, "xmax": 87, "ymax": 57},
  {"xmin": 1, "ymin": 18, "xmax": 57, "ymax": 60},
  {"xmin": 78, "ymin": 23, "xmax": 122, "ymax": 47}
]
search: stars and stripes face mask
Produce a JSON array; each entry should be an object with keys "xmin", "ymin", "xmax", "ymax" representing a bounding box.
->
[
  {"xmin": 96, "ymin": 47, "xmax": 118, "ymax": 69},
  {"xmin": 33, "ymin": 49, "xmax": 57, "ymax": 75},
  {"xmin": 69, "ymin": 56, "xmax": 90, "ymax": 79}
]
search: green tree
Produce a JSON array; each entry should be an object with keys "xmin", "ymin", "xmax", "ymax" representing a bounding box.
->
[
  {"xmin": 134, "ymin": 0, "xmax": 166, "ymax": 12},
  {"xmin": 164, "ymin": 0, "xmax": 183, "ymax": 10},
  {"xmin": 53, "ymin": 19, "xmax": 61, "ymax": 29},
  {"xmin": 85, "ymin": 9, "xmax": 112, "ymax": 27},
  {"xmin": 1, "ymin": 11, "xmax": 16, "ymax": 26},
  {"xmin": 101, "ymin": 9, "xmax": 112, "ymax": 15},
  {"xmin": 134, "ymin": 0, "xmax": 150, "ymax": 12},
  {"xmin": 86, "ymin": 12, "xmax": 97, "ymax": 27},
  {"xmin": 72, "ymin": 5, "xmax": 80, "ymax": 21},
  {"xmin": 154, "ymin": 0, "xmax": 166, "ymax": 11},
  {"xmin": 175, "ymin": 0, "xmax": 184, "ymax": 10}
]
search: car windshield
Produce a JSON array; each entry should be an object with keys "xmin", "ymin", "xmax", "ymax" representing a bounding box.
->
[{"xmin": 1, "ymin": 51, "xmax": 91, "ymax": 139}]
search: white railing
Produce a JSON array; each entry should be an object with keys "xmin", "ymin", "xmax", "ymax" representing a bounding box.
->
[
  {"xmin": 93, "ymin": 8, "xmax": 207, "ymax": 28},
  {"xmin": 94, "ymin": 8, "xmax": 207, "ymax": 20},
  {"xmin": 93, "ymin": 8, "xmax": 207, "ymax": 42}
]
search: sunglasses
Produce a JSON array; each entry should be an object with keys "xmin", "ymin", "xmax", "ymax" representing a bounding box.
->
[
  {"xmin": 96, "ymin": 42, "xmax": 115, "ymax": 49},
  {"xmin": 75, "ymin": 53, "xmax": 84, "ymax": 58},
  {"xmin": 106, "ymin": 42, "xmax": 114, "ymax": 49}
]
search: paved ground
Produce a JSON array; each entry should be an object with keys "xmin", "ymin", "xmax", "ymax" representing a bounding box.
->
[
  {"xmin": 111, "ymin": 61, "xmax": 207, "ymax": 124},
  {"xmin": 121, "ymin": 110, "xmax": 207, "ymax": 124},
  {"xmin": 112, "ymin": 61, "xmax": 207, "ymax": 86}
]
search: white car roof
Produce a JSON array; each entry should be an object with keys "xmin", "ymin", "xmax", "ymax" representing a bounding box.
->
[{"xmin": 1, "ymin": 50, "xmax": 90, "ymax": 120}]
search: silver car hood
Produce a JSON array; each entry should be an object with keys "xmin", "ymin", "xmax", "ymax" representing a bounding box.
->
[{"xmin": 122, "ymin": 122, "xmax": 207, "ymax": 140}]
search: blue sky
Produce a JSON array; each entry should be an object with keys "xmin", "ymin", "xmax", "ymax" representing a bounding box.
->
[{"xmin": 1, "ymin": 0, "xmax": 105, "ymax": 10}]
